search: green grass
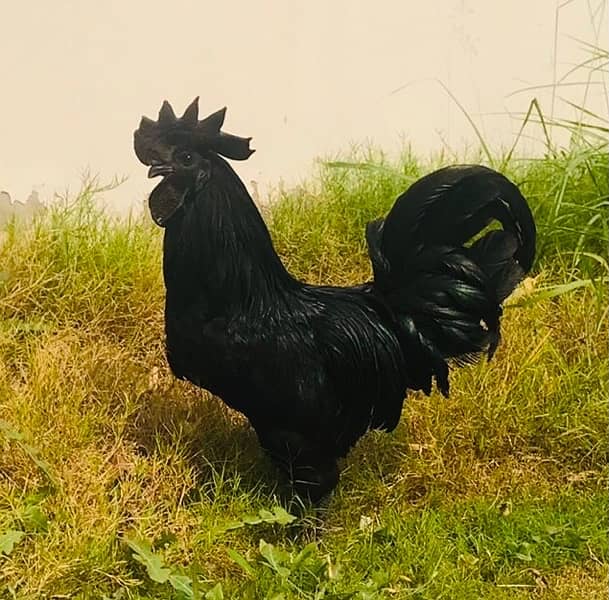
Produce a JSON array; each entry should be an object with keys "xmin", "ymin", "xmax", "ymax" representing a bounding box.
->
[
  {"xmin": 0, "ymin": 141, "xmax": 606, "ymax": 598},
  {"xmin": 1, "ymin": 60, "xmax": 608, "ymax": 597},
  {"xmin": 269, "ymin": 144, "xmax": 608, "ymax": 279}
]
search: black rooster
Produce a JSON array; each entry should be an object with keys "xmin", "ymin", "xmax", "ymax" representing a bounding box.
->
[{"xmin": 134, "ymin": 98, "xmax": 536, "ymax": 501}]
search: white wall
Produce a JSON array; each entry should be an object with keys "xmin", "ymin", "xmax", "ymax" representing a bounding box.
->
[{"xmin": 0, "ymin": 0, "xmax": 606, "ymax": 211}]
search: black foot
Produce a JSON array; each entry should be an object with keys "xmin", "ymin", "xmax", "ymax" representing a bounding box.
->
[{"xmin": 291, "ymin": 462, "xmax": 339, "ymax": 504}]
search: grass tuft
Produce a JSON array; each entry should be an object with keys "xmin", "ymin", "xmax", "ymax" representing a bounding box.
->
[{"xmin": 1, "ymin": 88, "xmax": 607, "ymax": 599}]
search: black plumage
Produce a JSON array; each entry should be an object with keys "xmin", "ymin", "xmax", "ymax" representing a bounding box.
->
[{"xmin": 134, "ymin": 98, "xmax": 536, "ymax": 501}]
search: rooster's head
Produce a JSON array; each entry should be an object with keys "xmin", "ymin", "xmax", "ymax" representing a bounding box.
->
[{"xmin": 134, "ymin": 97, "xmax": 254, "ymax": 226}]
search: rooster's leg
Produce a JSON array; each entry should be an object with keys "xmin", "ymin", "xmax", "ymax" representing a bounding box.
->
[{"xmin": 254, "ymin": 427, "xmax": 339, "ymax": 503}]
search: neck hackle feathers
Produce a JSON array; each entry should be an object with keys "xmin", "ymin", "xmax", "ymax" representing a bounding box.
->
[{"xmin": 133, "ymin": 97, "xmax": 255, "ymax": 165}]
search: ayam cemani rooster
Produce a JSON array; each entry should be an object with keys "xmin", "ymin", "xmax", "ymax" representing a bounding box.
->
[{"xmin": 134, "ymin": 98, "xmax": 536, "ymax": 502}]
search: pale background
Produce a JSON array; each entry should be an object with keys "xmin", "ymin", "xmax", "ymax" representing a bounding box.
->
[{"xmin": 0, "ymin": 0, "xmax": 606, "ymax": 213}]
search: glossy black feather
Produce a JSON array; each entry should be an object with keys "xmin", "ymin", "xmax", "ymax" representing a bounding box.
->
[
  {"xmin": 134, "ymin": 106, "xmax": 536, "ymax": 500},
  {"xmin": 158, "ymin": 158, "xmax": 409, "ymax": 500},
  {"xmin": 368, "ymin": 165, "xmax": 536, "ymax": 368}
]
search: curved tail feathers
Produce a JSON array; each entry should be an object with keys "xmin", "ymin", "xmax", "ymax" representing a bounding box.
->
[{"xmin": 367, "ymin": 165, "xmax": 536, "ymax": 397}]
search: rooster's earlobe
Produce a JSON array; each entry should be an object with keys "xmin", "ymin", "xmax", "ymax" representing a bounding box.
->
[{"xmin": 149, "ymin": 178, "xmax": 187, "ymax": 227}]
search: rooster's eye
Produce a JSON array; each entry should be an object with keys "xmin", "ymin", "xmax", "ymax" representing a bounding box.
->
[{"xmin": 176, "ymin": 151, "xmax": 195, "ymax": 167}]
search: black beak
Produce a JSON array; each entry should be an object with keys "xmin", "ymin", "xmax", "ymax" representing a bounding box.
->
[{"xmin": 148, "ymin": 164, "xmax": 174, "ymax": 178}]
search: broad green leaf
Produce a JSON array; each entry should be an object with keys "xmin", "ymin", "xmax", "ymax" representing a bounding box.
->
[
  {"xmin": 22, "ymin": 505, "xmax": 48, "ymax": 532},
  {"xmin": 544, "ymin": 524, "xmax": 566, "ymax": 536},
  {"xmin": 169, "ymin": 573, "xmax": 194, "ymax": 598},
  {"xmin": 0, "ymin": 530, "xmax": 24, "ymax": 555},
  {"xmin": 218, "ymin": 520, "xmax": 246, "ymax": 532},
  {"xmin": 0, "ymin": 420, "xmax": 23, "ymax": 441},
  {"xmin": 259, "ymin": 539, "xmax": 290, "ymax": 577},
  {"xmin": 291, "ymin": 542, "xmax": 318, "ymax": 570},
  {"xmin": 241, "ymin": 514, "xmax": 263, "ymax": 525},
  {"xmin": 268, "ymin": 506, "xmax": 297, "ymax": 526},
  {"xmin": 215, "ymin": 506, "xmax": 296, "ymax": 534},
  {"xmin": 205, "ymin": 583, "xmax": 224, "ymax": 600},
  {"xmin": 227, "ymin": 548, "xmax": 256, "ymax": 577},
  {"xmin": 514, "ymin": 542, "xmax": 533, "ymax": 562},
  {"xmin": 125, "ymin": 537, "xmax": 171, "ymax": 583}
]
